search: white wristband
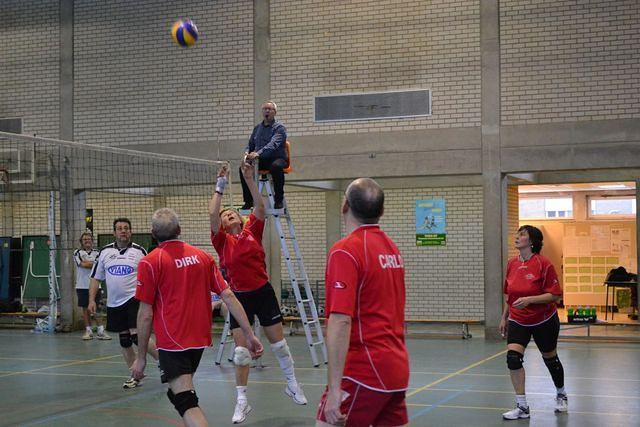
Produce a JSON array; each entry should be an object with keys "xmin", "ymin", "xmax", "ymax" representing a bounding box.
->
[{"xmin": 215, "ymin": 176, "xmax": 227, "ymax": 194}]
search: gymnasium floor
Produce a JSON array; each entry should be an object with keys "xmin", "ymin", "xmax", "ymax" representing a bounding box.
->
[{"xmin": 0, "ymin": 329, "xmax": 638, "ymax": 427}]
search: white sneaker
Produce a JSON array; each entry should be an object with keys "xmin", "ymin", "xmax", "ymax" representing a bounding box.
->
[
  {"xmin": 82, "ymin": 330, "xmax": 93, "ymax": 340},
  {"xmin": 502, "ymin": 405, "xmax": 530, "ymax": 420},
  {"xmin": 555, "ymin": 394, "xmax": 568, "ymax": 413},
  {"xmin": 122, "ymin": 377, "xmax": 140, "ymax": 389},
  {"xmin": 96, "ymin": 331, "xmax": 112, "ymax": 340},
  {"xmin": 285, "ymin": 382, "xmax": 307, "ymax": 405},
  {"xmin": 232, "ymin": 400, "xmax": 251, "ymax": 424}
]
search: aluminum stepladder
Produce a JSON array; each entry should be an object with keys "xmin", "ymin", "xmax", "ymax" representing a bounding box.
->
[{"xmin": 257, "ymin": 175, "xmax": 327, "ymax": 367}]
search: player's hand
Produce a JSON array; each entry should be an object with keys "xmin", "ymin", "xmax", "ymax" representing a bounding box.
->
[
  {"xmin": 217, "ymin": 164, "xmax": 229, "ymax": 180},
  {"xmin": 240, "ymin": 160, "xmax": 255, "ymax": 181},
  {"xmin": 512, "ymin": 297, "xmax": 531, "ymax": 310},
  {"xmin": 130, "ymin": 357, "xmax": 146, "ymax": 381},
  {"xmin": 499, "ymin": 318, "xmax": 507, "ymax": 338},
  {"xmin": 324, "ymin": 388, "xmax": 346, "ymax": 425},
  {"xmin": 244, "ymin": 333, "xmax": 264, "ymax": 359},
  {"xmin": 87, "ymin": 300, "xmax": 97, "ymax": 315}
]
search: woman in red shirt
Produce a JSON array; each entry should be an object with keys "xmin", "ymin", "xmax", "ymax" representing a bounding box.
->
[
  {"xmin": 209, "ymin": 162, "xmax": 307, "ymax": 424},
  {"xmin": 500, "ymin": 225, "xmax": 567, "ymax": 420}
]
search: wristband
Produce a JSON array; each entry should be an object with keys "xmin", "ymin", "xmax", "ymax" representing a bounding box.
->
[{"xmin": 215, "ymin": 176, "xmax": 227, "ymax": 194}]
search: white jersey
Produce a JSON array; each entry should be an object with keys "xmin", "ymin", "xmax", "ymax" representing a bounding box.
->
[
  {"xmin": 91, "ymin": 242, "xmax": 147, "ymax": 307},
  {"xmin": 74, "ymin": 249, "xmax": 98, "ymax": 289}
]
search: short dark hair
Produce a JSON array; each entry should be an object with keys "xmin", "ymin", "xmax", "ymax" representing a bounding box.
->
[
  {"xmin": 346, "ymin": 178, "xmax": 384, "ymax": 224},
  {"xmin": 113, "ymin": 217, "xmax": 131, "ymax": 231},
  {"xmin": 518, "ymin": 225, "xmax": 543, "ymax": 254}
]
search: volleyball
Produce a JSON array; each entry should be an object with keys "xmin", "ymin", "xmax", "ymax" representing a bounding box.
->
[{"xmin": 171, "ymin": 19, "xmax": 198, "ymax": 47}]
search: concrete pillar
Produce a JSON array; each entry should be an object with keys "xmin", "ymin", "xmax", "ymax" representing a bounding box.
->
[
  {"xmin": 481, "ymin": 0, "xmax": 504, "ymax": 340},
  {"xmin": 59, "ymin": 159, "xmax": 86, "ymax": 331},
  {"xmin": 253, "ymin": 0, "xmax": 282, "ymax": 298},
  {"xmin": 254, "ymin": 0, "xmax": 270, "ymax": 120},
  {"xmin": 325, "ymin": 190, "xmax": 343, "ymax": 251},
  {"xmin": 59, "ymin": 0, "xmax": 74, "ymax": 141}
]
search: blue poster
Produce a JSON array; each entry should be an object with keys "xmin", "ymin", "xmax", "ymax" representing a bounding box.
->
[{"xmin": 416, "ymin": 199, "xmax": 446, "ymax": 246}]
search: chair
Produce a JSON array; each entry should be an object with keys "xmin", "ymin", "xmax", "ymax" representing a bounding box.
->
[{"xmin": 258, "ymin": 140, "xmax": 292, "ymax": 175}]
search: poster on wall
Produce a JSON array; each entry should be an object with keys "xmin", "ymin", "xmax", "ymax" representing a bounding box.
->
[{"xmin": 416, "ymin": 199, "xmax": 446, "ymax": 246}]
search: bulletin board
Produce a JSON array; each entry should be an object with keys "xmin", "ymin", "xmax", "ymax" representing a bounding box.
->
[{"xmin": 562, "ymin": 221, "xmax": 636, "ymax": 306}]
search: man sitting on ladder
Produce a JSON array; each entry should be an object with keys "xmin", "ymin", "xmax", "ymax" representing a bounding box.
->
[
  {"xmin": 240, "ymin": 100, "xmax": 288, "ymax": 210},
  {"xmin": 209, "ymin": 162, "xmax": 307, "ymax": 425}
]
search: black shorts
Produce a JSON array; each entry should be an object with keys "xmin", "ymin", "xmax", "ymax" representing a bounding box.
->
[
  {"xmin": 76, "ymin": 288, "xmax": 102, "ymax": 308},
  {"xmin": 158, "ymin": 348, "xmax": 204, "ymax": 383},
  {"xmin": 106, "ymin": 297, "xmax": 139, "ymax": 333},
  {"xmin": 507, "ymin": 312, "xmax": 560, "ymax": 353},
  {"xmin": 230, "ymin": 282, "xmax": 282, "ymax": 330}
]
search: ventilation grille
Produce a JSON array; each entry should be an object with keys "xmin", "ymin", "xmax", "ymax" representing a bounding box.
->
[
  {"xmin": 0, "ymin": 118, "xmax": 23, "ymax": 134},
  {"xmin": 315, "ymin": 90, "xmax": 431, "ymax": 122}
]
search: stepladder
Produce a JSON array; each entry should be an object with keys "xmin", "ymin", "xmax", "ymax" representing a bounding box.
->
[
  {"xmin": 214, "ymin": 174, "xmax": 327, "ymax": 367},
  {"xmin": 258, "ymin": 176, "xmax": 327, "ymax": 367}
]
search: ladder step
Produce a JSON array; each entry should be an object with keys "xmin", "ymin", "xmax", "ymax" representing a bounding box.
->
[
  {"xmin": 310, "ymin": 341, "xmax": 324, "ymax": 346},
  {"xmin": 304, "ymin": 319, "xmax": 318, "ymax": 325}
]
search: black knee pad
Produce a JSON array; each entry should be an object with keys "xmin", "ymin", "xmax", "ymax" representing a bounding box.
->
[
  {"xmin": 506, "ymin": 350, "xmax": 524, "ymax": 370},
  {"xmin": 119, "ymin": 332, "xmax": 133, "ymax": 348},
  {"xmin": 130, "ymin": 333, "xmax": 138, "ymax": 346},
  {"xmin": 543, "ymin": 355, "xmax": 562, "ymax": 371},
  {"xmin": 171, "ymin": 390, "xmax": 199, "ymax": 417}
]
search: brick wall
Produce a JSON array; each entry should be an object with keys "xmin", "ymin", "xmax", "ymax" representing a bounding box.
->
[
  {"xmin": 0, "ymin": 0, "xmax": 60, "ymax": 138},
  {"xmin": 270, "ymin": 0, "xmax": 481, "ymax": 136},
  {"xmin": 73, "ymin": 0, "xmax": 254, "ymax": 146},
  {"xmin": 380, "ymin": 186, "xmax": 484, "ymax": 320},
  {"xmin": 501, "ymin": 0, "xmax": 640, "ymax": 124},
  {"xmin": 507, "ymin": 185, "xmax": 519, "ymax": 260}
]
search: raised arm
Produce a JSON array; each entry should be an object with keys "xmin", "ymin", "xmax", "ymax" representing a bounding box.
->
[
  {"xmin": 209, "ymin": 164, "xmax": 229, "ymax": 235},
  {"xmin": 240, "ymin": 160, "xmax": 265, "ymax": 221}
]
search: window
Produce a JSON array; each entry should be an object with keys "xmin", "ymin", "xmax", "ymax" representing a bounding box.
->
[
  {"xmin": 589, "ymin": 196, "xmax": 636, "ymax": 218},
  {"xmin": 519, "ymin": 197, "xmax": 573, "ymax": 220}
]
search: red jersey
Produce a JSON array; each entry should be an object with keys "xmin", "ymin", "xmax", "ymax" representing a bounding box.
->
[
  {"xmin": 135, "ymin": 240, "xmax": 228, "ymax": 351},
  {"xmin": 211, "ymin": 213, "xmax": 268, "ymax": 292},
  {"xmin": 325, "ymin": 224, "xmax": 409, "ymax": 392},
  {"xmin": 504, "ymin": 254, "xmax": 562, "ymax": 326}
]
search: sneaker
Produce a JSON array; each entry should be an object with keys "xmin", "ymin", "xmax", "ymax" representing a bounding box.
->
[
  {"xmin": 82, "ymin": 330, "xmax": 93, "ymax": 340},
  {"xmin": 123, "ymin": 377, "xmax": 140, "ymax": 389},
  {"xmin": 273, "ymin": 201, "xmax": 284, "ymax": 210},
  {"xmin": 232, "ymin": 400, "xmax": 251, "ymax": 424},
  {"xmin": 502, "ymin": 405, "xmax": 530, "ymax": 420},
  {"xmin": 240, "ymin": 202, "xmax": 253, "ymax": 211},
  {"xmin": 285, "ymin": 383, "xmax": 307, "ymax": 405},
  {"xmin": 96, "ymin": 331, "xmax": 112, "ymax": 340},
  {"xmin": 555, "ymin": 394, "xmax": 568, "ymax": 413}
]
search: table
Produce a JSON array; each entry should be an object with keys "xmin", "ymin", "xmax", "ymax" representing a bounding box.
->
[{"xmin": 604, "ymin": 280, "xmax": 638, "ymax": 320}]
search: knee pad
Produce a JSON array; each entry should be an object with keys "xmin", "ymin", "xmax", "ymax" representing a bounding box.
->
[
  {"xmin": 506, "ymin": 350, "xmax": 524, "ymax": 370},
  {"xmin": 543, "ymin": 355, "xmax": 562, "ymax": 371},
  {"xmin": 119, "ymin": 332, "xmax": 133, "ymax": 348},
  {"xmin": 130, "ymin": 333, "xmax": 138, "ymax": 346},
  {"xmin": 233, "ymin": 346, "xmax": 252, "ymax": 366},
  {"xmin": 169, "ymin": 390, "xmax": 199, "ymax": 417},
  {"xmin": 270, "ymin": 339, "xmax": 291, "ymax": 358}
]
